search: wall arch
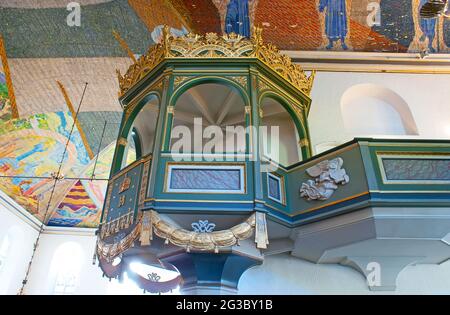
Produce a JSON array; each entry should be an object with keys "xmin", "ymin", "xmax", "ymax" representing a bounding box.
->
[
  {"xmin": 170, "ymin": 76, "xmax": 250, "ymax": 109},
  {"xmin": 114, "ymin": 92, "xmax": 161, "ymax": 171},
  {"xmin": 169, "ymin": 80, "xmax": 248, "ymax": 154},
  {"xmin": 120, "ymin": 92, "xmax": 161, "ymax": 142},
  {"xmin": 258, "ymin": 91, "xmax": 308, "ymax": 139},
  {"xmin": 259, "ymin": 95, "xmax": 305, "ymax": 166},
  {"xmin": 340, "ymin": 84, "xmax": 419, "ymax": 137},
  {"xmin": 49, "ymin": 241, "xmax": 85, "ymax": 295}
]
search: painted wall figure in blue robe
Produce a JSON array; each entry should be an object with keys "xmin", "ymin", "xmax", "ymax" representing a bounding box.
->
[
  {"xmin": 225, "ymin": 0, "xmax": 251, "ymax": 38},
  {"xmin": 318, "ymin": 0, "xmax": 348, "ymax": 50},
  {"xmin": 419, "ymin": 0, "xmax": 437, "ymax": 52}
]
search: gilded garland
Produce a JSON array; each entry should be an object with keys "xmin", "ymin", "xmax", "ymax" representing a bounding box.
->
[
  {"xmin": 97, "ymin": 210, "xmax": 268, "ymax": 261},
  {"xmin": 117, "ymin": 26, "xmax": 315, "ymax": 97}
]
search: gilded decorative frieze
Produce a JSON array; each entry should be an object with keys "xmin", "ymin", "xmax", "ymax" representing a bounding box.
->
[
  {"xmin": 117, "ymin": 26, "xmax": 315, "ymax": 97},
  {"xmin": 173, "ymin": 75, "xmax": 194, "ymax": 89},
  {"xmin": 257, "ymin": 78, "xmax": 272, "ymax": 93},
  {"xmin": 229, "ymin": 76, "xmax": 248, "ymax": 89}
]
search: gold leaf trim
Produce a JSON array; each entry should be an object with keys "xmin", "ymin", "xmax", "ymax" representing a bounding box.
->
[
  {"xmin": 117, "ymin": 26, "xmax": 315, "ymax": 97},
  {"xmin": 173, "ymin": 75, "xmax": 194, "ymax": 89},
  {"xmin": 229, "ymin": 76, "xmax": 248, "ymax": 89},
  {"xmin": 151, "ymin": 211, "xmax": 256, "ymax": 252}
]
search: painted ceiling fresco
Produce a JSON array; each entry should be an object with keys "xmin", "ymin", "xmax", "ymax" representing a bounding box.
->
[
  {"xmin": 0, "ymin": 73, "xmax": 12, "ymax": 121},
  {"xmin": 1, "ymin": 0, "xmax": 449, "ymax": 56},
  {"xmin": 0, "ymin": 102, "xmax": 136, "ymax": 228}
]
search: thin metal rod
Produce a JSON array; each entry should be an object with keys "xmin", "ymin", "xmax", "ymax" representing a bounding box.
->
[
  {"xmin": 90, "ymin": 120, "xmax": 108, "ymax": 180},
  {"xmin": 18, "ymin": 82, "xmax": 88, "ymax": 295},
  {"xmin": 0, "ymin": 175, "xmax": 108, "ymax": 181}
]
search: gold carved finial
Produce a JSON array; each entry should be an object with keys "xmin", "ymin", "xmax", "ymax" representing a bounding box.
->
[
  {"xmin": 162, "ymin": 25, "xmax": 172, "ymax": 56},
  {"xmin": 251, "ymin": 26, "xmax": 263, "ymax": 52}
]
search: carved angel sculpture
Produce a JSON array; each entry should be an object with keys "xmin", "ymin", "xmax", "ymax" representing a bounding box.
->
[{"xmin": 300, "ymin": 157, "xmax": 349, "ymax": 201}]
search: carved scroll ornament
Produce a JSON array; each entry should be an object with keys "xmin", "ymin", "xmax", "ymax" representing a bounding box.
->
[{"xmin": 300, "ymin": 157, "xmax": 350, "ymax": 201}]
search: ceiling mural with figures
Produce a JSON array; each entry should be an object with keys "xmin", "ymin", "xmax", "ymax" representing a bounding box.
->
[{"xmin": 0, "ymin": 0, "xmax": 449, "ymax": 56}]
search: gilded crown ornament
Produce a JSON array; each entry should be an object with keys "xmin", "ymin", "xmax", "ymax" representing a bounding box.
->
[{"xmin": 116, "ymin": 26, "xmax": 315, "ymax": 97}]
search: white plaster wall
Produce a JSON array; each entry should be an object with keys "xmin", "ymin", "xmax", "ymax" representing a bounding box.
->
[
  {"xmin": 309, "ymin": 72, "xmax": 450, "ymax": 154},
  {"xmin": 0, "ymin": 192, "xmax": 39, "ymax": 295},
  {"xmin": 23, "ymin": 237, "xmax": 450, "ymax": 295},
  {"xmin": 1, "ymin": 216, "xmax": 448, "ymax": 295},
  {"xmin": 238, "ymin": 253, "xmax": 450, "ymax": 295},
  {"xmin": 24, "ymin": 230, "xmax": 111, "ymax": 295}
]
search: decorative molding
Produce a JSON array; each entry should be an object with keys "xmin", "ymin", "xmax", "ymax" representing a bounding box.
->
[
  {"xmin": 166, "ymin": 106, "xmax": 174, "ymax": 114},
  {"xmin": 299, "ymin": 138, "xmax": 309, "ymax": 147},
  {"xmin": 97, "ymin": 211, "xmax": 266, "ymax": 259},
  {"xmin": 285, "ymin": 50, "xmax": 450, "ymax": 74},
  {"xmin": 151, "ymin": 211, "xmax": 255, "ymax": 252},
  {"xmin": 122, "ymin": 79, "xmax": 163, "ymax": 120},
  {"xmin": 98, "ymin": 212, "xmax": 142, "ymax": 261},
  {"xmin": 165, "ymin": 163, "xmax": 246, "ymax": 194},
  {"xmin": 229, "ymin": 76, "xmax": 247, "ymax": 89},
  {"xmin": 376, "ymin": 152, "xmax": 450, "ymax": 184},
  {"xmin": 255, "ymin": 212, "xmax": 269, "ymax": 249},
  {"xmin": 138, "ymin": 158, "xmax": 151, "ymax": 209},
  {"xmin": 173, "ymin": 75, "xmax": 193, "ymax": 89},
  {"xmin": 119, "ymin": 175, "xmax": 131, "ymax": 193},
  {"xmin": 191, "ymin": 220, "xmax": 216, "ymax": 233},
  {"xmin": 300, "ymin": 157, "xmax": 350, "ymax": 201},
  {"xmin": 117, "ymin": 137, "xmax": 128, "ymax": 146},
  {"xmin": 117, "ymin": 26, "xmax": 315, "ymax": 96},
  {"xmin": 257, "ymin": 78, "xmax": 272, "ymax": 93}
]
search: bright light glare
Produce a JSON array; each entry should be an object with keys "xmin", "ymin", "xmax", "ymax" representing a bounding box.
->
[
  {"xmin": 129, "ymin": 261, "xmax": 180, "ymax": 281},
  {"xmin": 112, "ymin": 256, "xmax": 121, "ymax": 266},
  {"xmin": 107, "ymin": 272, "xmax": 181, "ymax": 295}
]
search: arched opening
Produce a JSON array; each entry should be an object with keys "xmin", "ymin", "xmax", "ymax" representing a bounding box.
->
[
  {"xmin": 170, "ymin": 83, "xmax": 247, "ymax": 155},
  {"xmin": 122, "ymin": 95, "xmax": 160, "ymax": 169},
  {"xmin": 260, "ymin": 97, "xmax": 303, "ymax": 167},
  {"xmin": 49, "ymin": 242, "xmax": 84, "ymax": 295},
  {"xmin": 340, "ymin": 84, "xmax": 419, "ymax": 137}
]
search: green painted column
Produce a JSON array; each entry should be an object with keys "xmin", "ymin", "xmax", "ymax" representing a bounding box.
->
[
  {"xmin": 249, "ymin": 68, "xmax": 265, "ymax": 204},
  {"xmin": 147, "ymin": 71, "xmax": 173, "ymax": 198}
]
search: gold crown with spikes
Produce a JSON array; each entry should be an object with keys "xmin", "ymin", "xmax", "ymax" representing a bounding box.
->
[{"xmin": 117, "ymin": 26, "xmax": 315, "ymax": 97}]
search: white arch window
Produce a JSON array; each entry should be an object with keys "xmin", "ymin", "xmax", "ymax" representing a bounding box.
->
[
  {"xmin": 340, "ymin": 84, "xmax": 419, "ymax": 137},
  {"xmin": 50, "ymin": 242, "xmax": 84, "ymax": 295}
]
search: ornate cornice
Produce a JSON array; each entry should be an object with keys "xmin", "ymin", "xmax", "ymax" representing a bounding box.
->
[{"xmin": 117, "ymin": 26, "xmax": 315, "ymax": 97}]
